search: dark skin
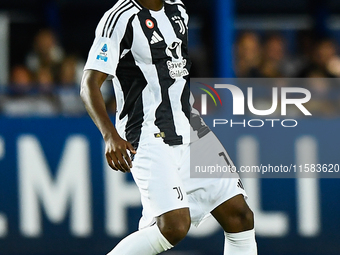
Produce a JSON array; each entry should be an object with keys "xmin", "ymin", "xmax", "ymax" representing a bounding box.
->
[
  {"xmin": 80, "ymin": 70, "xmax": 136, "ymax": 173},
  {"xmin": 138, "ymin": 0, "xmax": 164, "ymax": 11},
  {"xmin": 80, "ymin": 0, "xmax": 254, "ymax": 246}
]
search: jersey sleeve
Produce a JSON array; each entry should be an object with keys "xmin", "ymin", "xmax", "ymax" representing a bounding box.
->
[{"xmin": 84, "ymin": 9, "xmax": 133, "ymax": 78}]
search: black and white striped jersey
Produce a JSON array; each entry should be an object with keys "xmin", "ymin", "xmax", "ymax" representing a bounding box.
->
[{"xmin": 84, "ymin": 0, "xmax": 193, "ymax": 147}]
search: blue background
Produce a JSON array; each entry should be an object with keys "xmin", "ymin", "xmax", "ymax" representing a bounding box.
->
[{"xmin": 0, "ymin": 117, "xmax": 339, "ymax": 255}]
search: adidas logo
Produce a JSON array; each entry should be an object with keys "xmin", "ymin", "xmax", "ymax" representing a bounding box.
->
[
  {"xmin": 150, "ymin": 31, "xmax": 163, "ymax": 44},
  {"xmin": 237, "ymin": 179, "xmax": 245, "ymax": 190}
]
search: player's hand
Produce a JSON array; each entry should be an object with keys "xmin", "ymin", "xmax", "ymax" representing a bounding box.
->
[{"xmin": 104, "ymin": 134, "xmax": 136, "ymax": 173}]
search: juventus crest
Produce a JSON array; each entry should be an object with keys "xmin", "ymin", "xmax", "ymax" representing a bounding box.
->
[{"xmin": 172, "ymin": 16, "xmax": 186, "ymax": 35}]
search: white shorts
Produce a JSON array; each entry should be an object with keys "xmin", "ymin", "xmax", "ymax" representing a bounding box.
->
[{"xmin": 130, "ymin": 132, "xmax": 247, "ymax": 229}]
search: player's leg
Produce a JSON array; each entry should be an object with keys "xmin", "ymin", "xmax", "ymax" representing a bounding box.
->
[
  {"xmin": 106, "ymin": 224, "xmax": 173, "ymax": 255},
  {"xmin": 186, "ymin": 132, "xmax": 257, "ymax": 254},
  {"xmin": 211, "ymin": 194, "xmax": 257, "ymax": 255},
  {"xmin": 107, "ymin": 208, "xmax": 190, "ymax": 255},
  {"xmin": 156, "ymin": 207, "xmax": 191, "ymax": 245},
  {"xmin": 211, "ymin": 194, "xmax": 254, "ymax": 232},
  {"xmin": 107, "ymin": 139, "xmax": 191, "ymax": 255}
]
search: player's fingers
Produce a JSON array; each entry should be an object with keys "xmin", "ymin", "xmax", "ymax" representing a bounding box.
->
[
  {"xmin": 112, "ymin": 154, "xmax": 125, "ymax": 172},
  {"xmin": 115, "ymin": 151, "xmax": 130, "ymax": 173},
  {"xmin": 105, "ymin": 154, "xmax": 118, "ymax": 171},
  {"xmin": 108, "ymin": 150, "xmax": 124, "ymax": 171},
  {"xmin": 127, "ymin": 142, "xmax": 136, "ymax": 154},
  {"xmin": 121, "ymin": 149, "xmax": 133, "ymax": 169}
]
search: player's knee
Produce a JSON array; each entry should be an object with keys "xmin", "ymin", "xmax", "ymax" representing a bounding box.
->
[
  {"xmin": 233, "ymin": 203, "xmax": 254, "ymax": 230},
  {"xmin": 157, "ymin": 210, "xmax": 191, "ymax": 246},
  {"xmin": 159, "ymin": 220, "xmax": 190, "ymax": 245},
  {"xmin": 214, "ymin": 195, "xmax": 255, "ymax": 232},
  {"xmin": 242, "ymin": 207, "xmax": 254, "ymax": 228}
]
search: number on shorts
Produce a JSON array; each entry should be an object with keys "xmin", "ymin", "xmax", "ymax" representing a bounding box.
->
[{"xmin": 219, "ymin": 151, "xmax": 231, "ymax": 166}]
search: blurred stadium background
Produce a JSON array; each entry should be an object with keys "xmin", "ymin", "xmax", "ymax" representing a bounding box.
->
[{"xmin": 1, "ymin": 0, "xmax": 340, "ymax": 254}]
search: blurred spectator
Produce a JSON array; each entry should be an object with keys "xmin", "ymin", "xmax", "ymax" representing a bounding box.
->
[
  {"xmin": 317, "ymin": 39, "xmax": 340, "ymax": 77},
  {"xmin": 60, "ymin": 56, "xmax": 78, "ymax": 86},
  {"xmin": 9, "ymin": 65, "xmax": 33, "ymax": 93},
  {"xmin": 294, "ymin": 31, "xmax": 316, "ymax": 75},
  {"xmin": 5, "ymin": 29, "xmax": 90, "ymax": 116},
  {"xmin": 36, "ymin": 66, "xmax": 55, "ymax": 93},
  {"xmin": 233, "ymin": 31, "xmax": 340, "ymax": 117},
  {"xmin": 57, "ymin": 55, "xmax": 86, "ymax": 116},
  {"xmin": 234, "ymin": 32, "xmax": 262, "ymax": 77},
  {"xmin": 26, "ymin": 29, "xmax": 64, "ymax": 84},
  {"xmin": 259, "ymin": 34, "xmax": 288, "ymax": 78},
  {"xmin": 315, "ymin": 39, "xmax": 337, "ymax": 74},
  {"xmin": 11, "ymin": 65, "xmax": 32, "ymax": 86},
  {"xmin": 59, "ymin": 55, "xmax": 85, "ymax": 86},
  {"xmin": 2, "ymin": 22, "xmax": 340, "ymax": 118},
  {"xmin": 298, "ymin": 38, "xmax": 340, "ymax": 78},
  {"xmin": 1, "ymin": 65, "xmax": 58, "ymax": 117}
]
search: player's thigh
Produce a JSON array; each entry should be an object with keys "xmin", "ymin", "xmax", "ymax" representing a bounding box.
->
[
  {"xmin": 131, "ymin": 138, "xmax": 190, "ymax": 228},
  {"xmin": 190, "ymin": 131, "xmax": 238, "ymax": 179},
  {"xmin": 180, "ymin": 132, "xmax": 247, "ymax": 226}
]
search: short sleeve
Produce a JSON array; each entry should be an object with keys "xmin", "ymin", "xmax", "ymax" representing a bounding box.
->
[
  {"xmin": 84, "ymin": 36, "xmax": 119, "ymax": 77},
  {"xmin": 84, "ymin": 9, "xmax": 133, "ymax": 77}
]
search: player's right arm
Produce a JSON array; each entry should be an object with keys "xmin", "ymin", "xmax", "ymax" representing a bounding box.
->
[
  {"xmin": 81, "ymin": 5, "xmax": 139, "ymax": 172},
  {"xmin": 80, "ymin": 69, "xmax": 136, "ymax": 173}
]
